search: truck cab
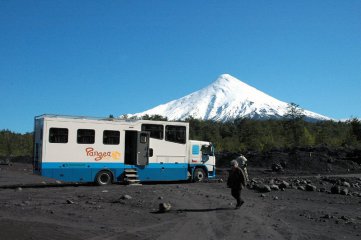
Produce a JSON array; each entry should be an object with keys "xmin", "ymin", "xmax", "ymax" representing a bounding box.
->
[{"xmin": 189, "ymin": 140, "xmax": 216, "ymax": 181}]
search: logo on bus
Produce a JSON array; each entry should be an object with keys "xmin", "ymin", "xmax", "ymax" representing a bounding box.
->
[{"xmin": 86, "ymin": 147, "xmax": 121, "ymax": 161}]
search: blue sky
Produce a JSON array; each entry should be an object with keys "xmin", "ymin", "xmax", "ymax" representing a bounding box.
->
[{"xmin": 1, "ymin": 0, "xmax": 360, "ymax": 133}]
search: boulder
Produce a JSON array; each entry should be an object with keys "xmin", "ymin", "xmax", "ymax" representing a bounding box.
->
[
  {"xmin": 159, "ymin": 202, "xmax": 172, "ymax": 213},
  {"xmin": 331, "ymin": 185, "xmax": 341, "ymax": 194},
  {"xmin": 120, "ymin": 194, "xmax": 132, "ymax": 200},
  {"xmin": 305, "ymin": 184, "xmax": 317, "ymax": 191},
  {"xmin": 271, "ymin": 163, "xmax": 283, "ymax": 172},
  {"xmin": 340, "ymin": 188, "xmax": 349, "ymax": 195},
  {"xmin": 257, "ymin": 184, "xmax": 271, "ymax": 193},
  {"xmin": 279, "ymin": 181, "xmax": 290, "ymax": 190}
]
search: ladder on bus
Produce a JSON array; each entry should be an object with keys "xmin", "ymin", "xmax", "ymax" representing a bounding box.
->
[{"xmin": 123, "ymin": 169, "xmax": 141, "ymax": 185}]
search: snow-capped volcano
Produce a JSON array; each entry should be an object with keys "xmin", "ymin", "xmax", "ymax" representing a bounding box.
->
[{"xmin": 130, "ymin": 74, "xmax": 330, "ymax": 121}]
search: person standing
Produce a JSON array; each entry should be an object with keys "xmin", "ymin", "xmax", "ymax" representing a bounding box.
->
[
  {"xmin": 236, "ymin": 154, "xmax": 249, "ymax": 182},
  {"xmin": 227, "ymin": 160, "xmax": 246, "ymax": 209}
]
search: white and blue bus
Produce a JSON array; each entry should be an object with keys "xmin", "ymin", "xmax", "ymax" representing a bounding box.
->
[{"xmin": 33, "ymin": 115, "xmax": 216, "ymax": 185}]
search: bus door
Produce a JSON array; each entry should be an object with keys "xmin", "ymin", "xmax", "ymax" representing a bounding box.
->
[
  {"xmin": 124, "ymin": 131, "xmax": 150, "ymax": 166},
  {"xmin": 137, "ymin": 131, "xmax": 150, "ymax": 166}
]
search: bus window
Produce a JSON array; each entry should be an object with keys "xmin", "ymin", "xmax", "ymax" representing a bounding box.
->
[
  {"xmin": 165, "ymin": 125, "xmax": 186, "ymax": 144},
  {"xmin": 103, "ymin": 130, "xmax": 120, "ymax": 145},
  {"xmin": 49, "ymin": 128, "xmax": 68, "ymax": 143},
  {"xmin": 77, "ymin": 129, "xmax": 95, "ymax": 144},
  {"xmin": 141, "ymin": 124, "xmax": 163, "ymax": 139}
]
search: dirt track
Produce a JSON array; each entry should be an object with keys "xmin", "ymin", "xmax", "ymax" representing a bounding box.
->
[{"xmin": 1, "ymin": 163, "xmax": 361, "ymax": 240}]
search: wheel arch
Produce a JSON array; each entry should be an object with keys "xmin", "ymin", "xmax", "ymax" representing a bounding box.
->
[
  {"xmin": 190, "ymin": 165, "xmax": 208, "ymax": 182},
  {"xmin": 94, "ymin": 169, "xmax": 115, "ymax": 185}
]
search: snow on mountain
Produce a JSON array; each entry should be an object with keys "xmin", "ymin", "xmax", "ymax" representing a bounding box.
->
[{"xmin": 129, "ymin": 74, "xmax": 331, "ymax": 122}]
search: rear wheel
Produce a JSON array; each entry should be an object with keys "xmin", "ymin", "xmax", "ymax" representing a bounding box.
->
[
  {"xmin": 193, "ymin": 168, "xmax": 207, "ymax": 182},
  {"xmin": 95, "ymin": 170, "xmax": 113, "ymax": 186}
]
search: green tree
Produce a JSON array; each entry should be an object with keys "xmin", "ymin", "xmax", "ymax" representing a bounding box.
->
[
  {"xmin": 141, "ymin": 114, "xmax": 168, "ymax": 121},
  {"xmin": 350, "ymin": 118, "xmax": 361, "ymax": 142},
  {"xmin": 284, "ymin": 103, "xmax": 305, "ymax": 147}
]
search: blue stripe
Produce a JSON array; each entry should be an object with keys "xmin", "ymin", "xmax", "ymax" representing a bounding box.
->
[{"xmin": 40, "ymin": 162, "xmax": 190, "ymax": 182}]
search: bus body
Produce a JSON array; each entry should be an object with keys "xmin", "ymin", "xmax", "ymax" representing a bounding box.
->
[{"xmin": 33, "ymin": 115, "xmax": 216, "ymax": 184}]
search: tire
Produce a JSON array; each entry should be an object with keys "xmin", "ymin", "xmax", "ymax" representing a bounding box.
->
[
  {"xmin": 95, "ymin": 170, "xmax": 113, "ymax": 186},
  {"xmin": 193, "ymin": 168, "xmax": 207, "ymax": 182}
]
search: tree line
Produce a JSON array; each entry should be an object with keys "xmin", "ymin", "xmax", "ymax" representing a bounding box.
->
[
  {"xmin": 0, "ymin": 130, "xmax": 33, "ymax": 158},
  {"xmin": 139, "ymin": 103, "xmax": 361, "ymax": 153},
  {"xmin": 187, "ymin": 117, "xmax": 361, "ymax": 153},
  {"xmin": 1, "ymin": 108, "xmax": 360, "ymax": 158}
]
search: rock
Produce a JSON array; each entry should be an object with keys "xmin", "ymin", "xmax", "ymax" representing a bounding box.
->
[
  {"xmin": 257, "ymin": 184, "xmax": 271, "ymax": 193},
  {"xmin": 319, "ymin": 187, "xmax": 326, "ymax": 192},
  {"xmin": 22, "ymin": 201, "xmax": 30, "ymax": 206},
  {"xmin": 331, "ymin": 185, "xmax": 341, "ymax": 194},
  {"xmin": 340, "ymin": 216, "xmax": 349, "ymax": 221},
  {"xmin": 279, "ymin": 181, "xmax": 290, "ymax": 190},
  {"xmin": 297, "ymin": 186, "xmax": 305, "ymax": 191},
  {"xmin": 251, "ymin": 178, "xmax": 259, "ymax": 184},
  {"xmin": 306, "ymin": 184, "xmax": 317, "ymax": 191},
  {"xmin": 247, "ymin": 183, "xmax": 256, "ymax": 190},
  {"xmin": 86, "ymin": 201, "xmax": 97, "ymax": 205},
  {"xmin": 270, "ymin": 185, "xmax": 279, "ymax": 191},
  {"xmin": 342, "ymin": 182, "xmax": 351, "ymax": 188},
  {"xmin": 120, "ymin": 194, "xmax": 132, "ymax": 200},
  {"xmin": 159, "ymin": 203, "xmax": 171, "ymax": 213},
  {"xmin": 15, "ymin": 187, "xmax": 22, "ymax": 191},
  {"xmin": 66, "ymin": 199, "xmax": 74, "ymax": 204},
  {"xmin": 271, "ymin": 163, "xmax": 283, "ymax": 172},
  {"xmin": 321, "ymin": 214, "xmax": 332, "ymax": 219},
  {"xmin": 158, "ymin": 196, "xmax": 163, "ymax": 200},
  {"xmin": 273, "ymin": 196, "xmax": 279, "ymax": 200},
  {"xmin": 340, "ymin": 188, "xmax": 349, "ymax": 195}
]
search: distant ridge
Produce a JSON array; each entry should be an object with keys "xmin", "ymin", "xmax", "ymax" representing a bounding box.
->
[{"xmin": 129, "ymin": 74, "xmax": 331, "ymax": 122}]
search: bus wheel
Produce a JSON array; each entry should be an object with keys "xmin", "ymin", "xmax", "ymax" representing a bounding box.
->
[
  {"xmin": 95, "ymin": 170, "xmax": 113, "ymax": 186},
  {"xmin": 193, "ymin": 168, "xmax": 206, "ymax": 182}
]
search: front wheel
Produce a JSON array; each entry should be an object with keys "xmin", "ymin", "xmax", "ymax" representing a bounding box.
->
[
  {"xmin": 193, "ymin": 168, "xmax": 207, "ymax": 182},
  {"xmin": 95, "ymin": 170, "xmax": 113, "ymax": 186}
]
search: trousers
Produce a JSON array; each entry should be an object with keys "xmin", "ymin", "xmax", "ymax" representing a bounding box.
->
[{"xmin": 231, "ymin": 188, "xmax": 243, "ymax": 206}]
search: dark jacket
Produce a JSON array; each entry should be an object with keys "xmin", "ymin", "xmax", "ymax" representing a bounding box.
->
[{"xmin": 227, "ymin": 167, "xmax": 246, "ymax": 190}]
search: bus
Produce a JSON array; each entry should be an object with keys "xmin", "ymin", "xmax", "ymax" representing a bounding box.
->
[{"xmin": 33, "ymin": 114, "xmax": 216, "ymax": 185}]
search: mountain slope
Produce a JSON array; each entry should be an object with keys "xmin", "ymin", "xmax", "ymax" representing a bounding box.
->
[{"xmin": 130, "ymin": 74, "xmax": 330, "ymax": 121}]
